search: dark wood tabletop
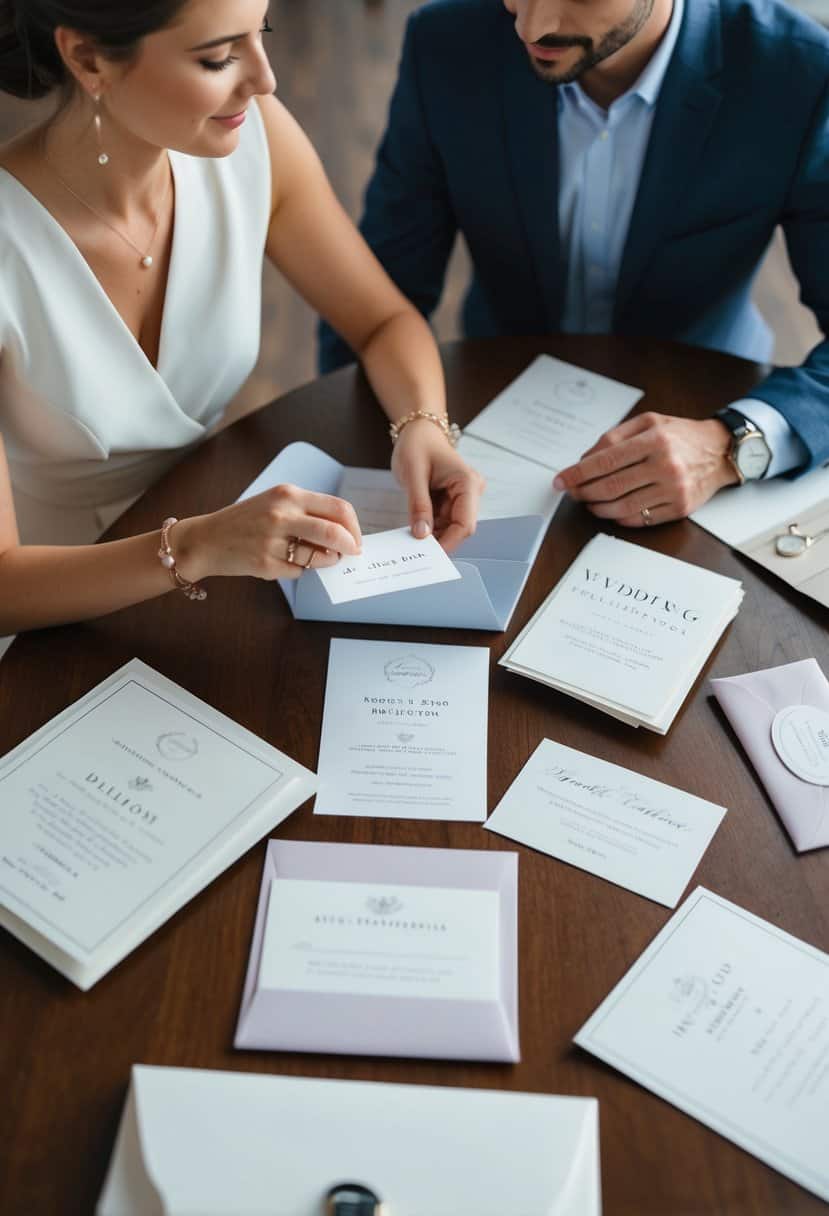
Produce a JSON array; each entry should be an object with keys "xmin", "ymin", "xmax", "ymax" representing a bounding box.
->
[{"xmin": 1, "ymin": 336, "xmax": 827, "ymax": 1216}]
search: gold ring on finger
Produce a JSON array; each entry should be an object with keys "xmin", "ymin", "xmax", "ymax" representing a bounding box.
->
[
  {"xmin": 286, "ymin": 536, "xmax": 300, "ymax": 564},
  {"xmin": 640, "ymin": 505, "xmax": 653, "ymax": 526}
]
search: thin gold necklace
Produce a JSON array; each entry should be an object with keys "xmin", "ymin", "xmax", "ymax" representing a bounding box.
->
[{"xmin": 47, "ymin": 158, "xmax": 172, "ymax": 270}]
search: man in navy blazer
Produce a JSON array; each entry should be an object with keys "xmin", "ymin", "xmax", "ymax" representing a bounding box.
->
[{"xmin": 319, "ymin": 0, "xmax": 829, "ymax": 525}]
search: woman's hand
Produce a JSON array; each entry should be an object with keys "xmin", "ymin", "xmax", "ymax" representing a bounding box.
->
[
  {"xmin": 172, "ymin": 484, "xmax": 362, "ymax": 582},
  {"xmin": 391, "ymin": 420, "xmax": 484, "ymax": 553}
]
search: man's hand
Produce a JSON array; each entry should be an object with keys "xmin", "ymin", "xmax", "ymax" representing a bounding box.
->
[{"xmin": 553, "ymin": 412, "xmax": 740, "ymax": 526}]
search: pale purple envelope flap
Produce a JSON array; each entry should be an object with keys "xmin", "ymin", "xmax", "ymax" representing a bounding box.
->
[
  {"xmin": 234, "ymin": 840, "xmax": 520, "ymax": 1062},
  {"xmin": 711, "ymin": 658, "xmax": 829, "ymax": 852}
]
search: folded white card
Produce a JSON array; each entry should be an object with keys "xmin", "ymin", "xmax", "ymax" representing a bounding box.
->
[
  {"xmin": 98, "ymin": 1066, "xmax": 601, "ymax": 1216},
  {"xmin": 315, "ymin": 638, "xmax": 489, "ymax": 821},
  {"xmin": 485, "ymin": 739, "xmax": 726, "ymax": 906},
  {"xmin": 316, "ymin": 527, "xmax": 460, "ymax": 605},
  {"xmin": 465, "ymin": 354, "xmax": 643, "ymax": 471},
  {"xmin": 0, "ymin": 659, "xmax": 316, "ymax": 989},
  {"xmin": 501, "ymin": 534, "xmax": 743, "ymax": 732},
  {"xmin": 575, "ymin": 886, "xmax": 829, "ymax": 1202}
]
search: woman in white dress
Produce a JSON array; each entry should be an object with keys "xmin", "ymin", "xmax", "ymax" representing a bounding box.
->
[{"xmin": 0, "ymin": 0, "xmax": 483, "ymax": 634}]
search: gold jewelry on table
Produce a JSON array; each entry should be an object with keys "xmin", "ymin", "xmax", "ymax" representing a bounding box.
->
[{"xmin": 388, "ymin": 410, "xmax": 461, "ymax": 447}]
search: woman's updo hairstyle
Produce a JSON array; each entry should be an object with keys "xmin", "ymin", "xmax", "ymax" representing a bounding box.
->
[{"xmin": 0, "ymin": 0, "xmax": 191, "ymax": 100}]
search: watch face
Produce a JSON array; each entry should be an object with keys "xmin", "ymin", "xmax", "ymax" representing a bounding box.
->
[{"xmin": 736, "ymin": 433, "xmax": 771, "ymax": 479}]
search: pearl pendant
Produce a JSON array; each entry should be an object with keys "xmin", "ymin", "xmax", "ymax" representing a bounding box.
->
[
  {"xmin": 141, "ymin": 255, "xmax": 154, "ymax": 269},
  {"xmin": 98, "ymin": 152, "xmax": 109, "ymax": 166}
]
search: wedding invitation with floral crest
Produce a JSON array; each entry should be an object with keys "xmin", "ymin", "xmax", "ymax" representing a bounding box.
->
[
  {"xmin": 575, "ymin": 887, "xmax": 829, "ymax": 1202},
  {"xmin": 0, "ymin": 659, "xmax": 316, "ymax": 989},
  {"xmin": 315, "ymin": 637, "xmax": 489, "ymax": 820}
]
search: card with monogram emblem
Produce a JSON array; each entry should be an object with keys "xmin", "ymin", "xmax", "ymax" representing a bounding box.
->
[
  {"xmin": 234, "ymin": 840, "xmax": 519, "ymax": 1062},
  {"xmin": 315, "ymin": 637, "xmax": 489, "ymax": 820},
  {"xmin": 0, "ymin": 659, "xmax": 316, "ymax": 989}
]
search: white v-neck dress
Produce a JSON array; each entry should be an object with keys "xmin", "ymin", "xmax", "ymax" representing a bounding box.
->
[{"xmin": 0, "ymin": 101, "xmax": 271, "ymax": 546}]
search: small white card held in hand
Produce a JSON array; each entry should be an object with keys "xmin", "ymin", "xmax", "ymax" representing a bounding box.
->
[
  {"xmin": 486, "ymin": 739, "xmax": 726, "ymax": 907},
  {"xmin": 575, "ymin": 887, "xmax": 829, "ymax": 1202},
  {"xmin": 316, "ymin": 526, "xmax": 460, "ymax": 604},
  {"xmin": 260, "ymin": 877, "xmax": 501, "ymax": 1002}
]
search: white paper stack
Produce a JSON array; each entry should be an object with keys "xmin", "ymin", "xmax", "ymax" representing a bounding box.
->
[{"xmin": 500, "ymin": 534, "xmax": 743, "ymax": 733}]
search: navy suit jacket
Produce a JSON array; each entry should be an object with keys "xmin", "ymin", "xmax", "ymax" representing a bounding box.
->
[{"xmin": 319, "ymin": 0, "xmax": 829, "ymax": 470}]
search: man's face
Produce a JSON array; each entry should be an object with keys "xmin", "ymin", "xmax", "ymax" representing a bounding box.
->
[{"xmin": 502, "ymin": 0, "xmax": 656, "ymax": 85}]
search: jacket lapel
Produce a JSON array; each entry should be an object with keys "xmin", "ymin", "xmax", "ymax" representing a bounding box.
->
[
  {"xmin": 614, "ymin": 0, "xmax": 724, "ymax": 319},
  {"xmin": 500, "ymin": 32, "xmax": 565, "ymax": 330}
]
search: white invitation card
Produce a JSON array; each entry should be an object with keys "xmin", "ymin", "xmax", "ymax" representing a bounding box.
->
[
  {"xmin": 315, "ymin": 638, "xmax": 489, "ymax": 820},
  {"xmin": 465, "ymin": 354, "xmax": 643, "ymax": 471},
  {"xmin": 316, "ymin": 527, "xmax": 460, "ymax": 604},
  {"xmin": 259, "ymin": 877, "xmax": 500, "ymax": 1001},
  {"xmin": 485, "ymin": 740, "xmax": 726, "ymax": 906},
  {"xmin": 0, "ymin": 660, "xmax": 316, "ymax": 988},
  {"xmin": 575, "ymin": 887, "xmax": 829, "ymax": 1202}
]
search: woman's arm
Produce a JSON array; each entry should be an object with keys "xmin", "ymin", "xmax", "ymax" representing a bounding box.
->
[
  {"xmin": 256, "ymin": 95, "xmax": 483, "ymax": 552},
  {"xmin": 0, "ymin": 431, "xmax": 361, "ymax": 636}
]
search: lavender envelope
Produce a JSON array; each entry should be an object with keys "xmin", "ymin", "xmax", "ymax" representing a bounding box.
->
[
  {"xmin": 711, "ymin": 659, "xmax": 829, "ymax": 852},
  {"xmin": 235, "ymin": 840, "xmax": 520, "ymax": 1061}
]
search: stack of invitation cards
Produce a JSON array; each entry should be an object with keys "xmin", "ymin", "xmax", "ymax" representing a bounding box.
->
[
  {"xmin": 500, "ymin": 534, "xmax": 744, "ymax": 732},
  {"xmin": 0, "ymin": 660, "xmax": 316, "ymax": 989},
  {"xmin": 235, "ymin": 840, "xmax": 519, "ymax": 1061},
  {"xmin": 575, "ymin": 887, "xmax": 829, "ymax": 1202},
  {"xmin": 315, "ymin": 637, "xmax": 488, "ymax": 821},
  {"xmin": 486, "ymin": 739, "xmax": 726, "ymax": 906},
  {"xmin": 98, "ymin": 1066, "xmax": 600, "ymax": 1215}
]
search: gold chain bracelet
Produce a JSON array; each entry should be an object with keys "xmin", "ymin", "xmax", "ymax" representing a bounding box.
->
[{"xmin": 388, "ymin": 410, "xmax": 461, "ymax": 447}]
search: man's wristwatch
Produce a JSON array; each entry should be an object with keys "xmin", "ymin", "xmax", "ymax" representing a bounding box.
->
[{"xmin": 716, "ymin": 408, "xmax": 772, "ymax": 483}]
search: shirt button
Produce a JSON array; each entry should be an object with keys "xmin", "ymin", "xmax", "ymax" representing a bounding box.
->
[
  {"xmin": 600, "ymin": 130, "xmax": 609, "ymax": 140},
  {"xmin": 591, "ymin": 222, "xmax": 601, "ymax": 232}
]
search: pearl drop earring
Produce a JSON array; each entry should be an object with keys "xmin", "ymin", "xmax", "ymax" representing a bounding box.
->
[{"xmin": 93, "ymin": 94, "xmax": 109, "ymax": 166}]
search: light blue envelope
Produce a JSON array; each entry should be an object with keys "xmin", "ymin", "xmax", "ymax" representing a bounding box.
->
[{"xmin": 238, "ymin": 441, "xmax": 550, "ymax": 630}]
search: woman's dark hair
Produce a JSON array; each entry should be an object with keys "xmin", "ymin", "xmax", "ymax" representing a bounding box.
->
[{"xmin": 0, "ymin": 0, "xmax": 192, "ymax": 100}]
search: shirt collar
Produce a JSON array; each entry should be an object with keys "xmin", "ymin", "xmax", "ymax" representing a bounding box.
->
[{"xmin": 628, "ymin": 0, "xmax": 684, "ymax": 108}]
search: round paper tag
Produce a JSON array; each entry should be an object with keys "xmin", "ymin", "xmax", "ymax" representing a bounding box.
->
[{"xmin": 770, "ymin": 705, "xmax": 829, "ymax": 786}]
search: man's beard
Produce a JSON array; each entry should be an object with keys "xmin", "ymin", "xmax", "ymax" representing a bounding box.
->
[{"xmin": 526, "ymin": 0, "xmax": 656, "ymax": 85}]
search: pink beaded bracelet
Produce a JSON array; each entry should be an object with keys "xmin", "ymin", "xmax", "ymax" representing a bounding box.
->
[{"xmin": 158, "ymin": 517, "xmax": 207, "ymax": 601}]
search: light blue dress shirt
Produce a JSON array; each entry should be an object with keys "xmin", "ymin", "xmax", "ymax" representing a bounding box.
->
[{"xmin": 557, "ymin": 0, "xmax": 805, "ymax": 476}]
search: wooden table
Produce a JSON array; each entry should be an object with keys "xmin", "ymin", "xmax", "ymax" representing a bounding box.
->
[{"xmin": 1, "ymin": 336, "xmax": 826, "ymax": 1216}]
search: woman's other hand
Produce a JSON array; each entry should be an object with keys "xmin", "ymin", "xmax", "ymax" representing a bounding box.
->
[
  {"xmin": 391, "ymin": 420, "xmax": 484, "ymax": 553},
  {"xmin": 171, "ymin": 484, "xmax": 362, "ymax": 582}
]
